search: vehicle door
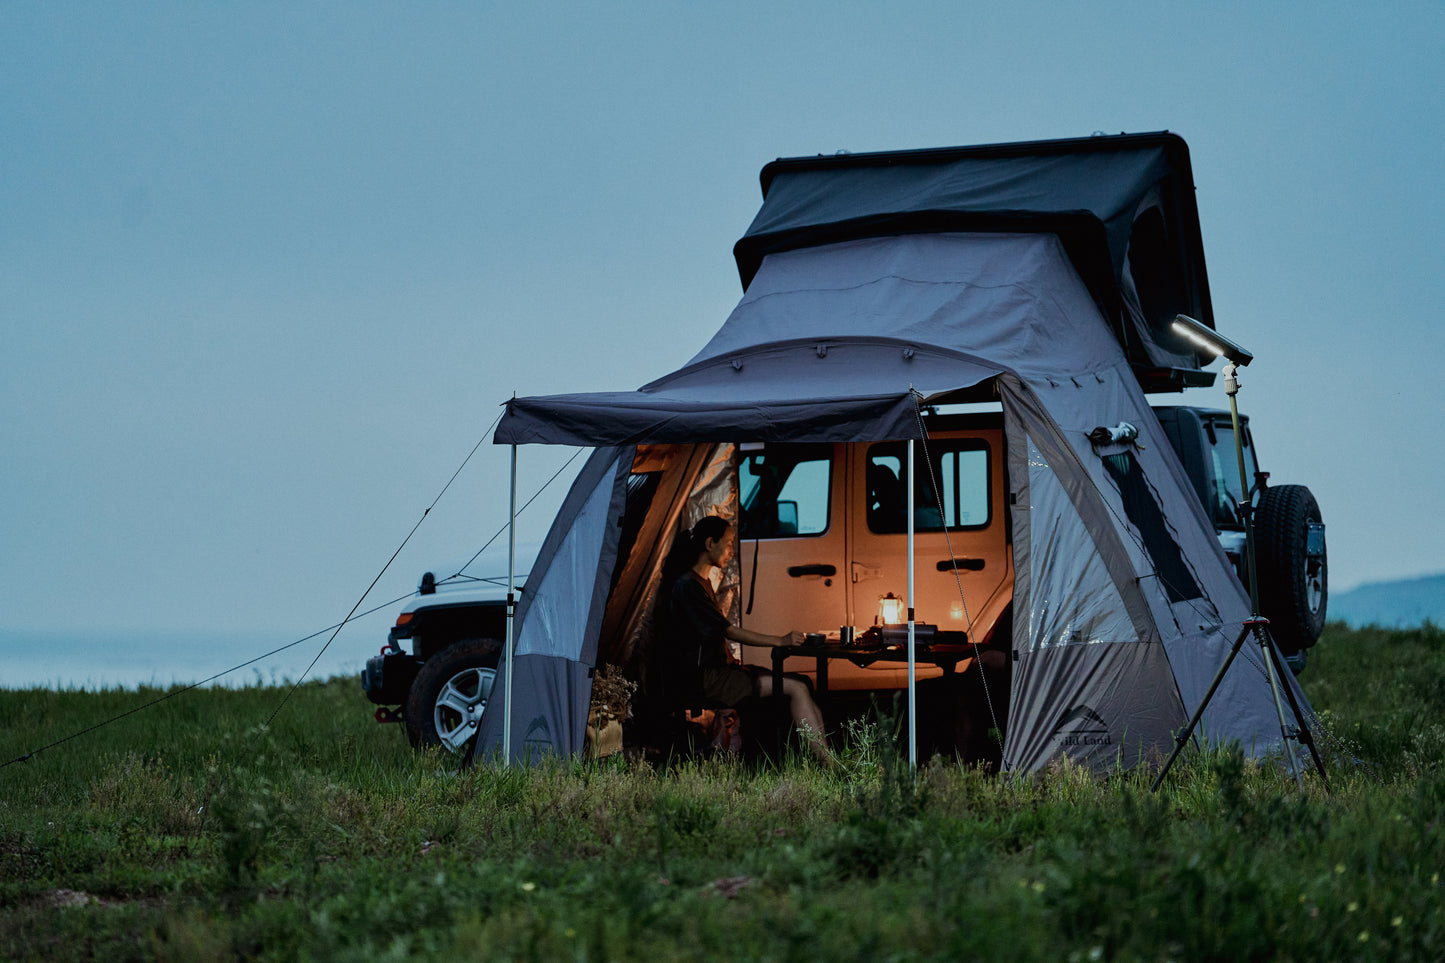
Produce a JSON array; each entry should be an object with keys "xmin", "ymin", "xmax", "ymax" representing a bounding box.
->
[
  {"xmin": 735, "ymin": 442, "xmax": 846, "ymax": 679},
  {"xmin": 841, "ymin": 428, "xmax": 1013, "ymax": 688}
]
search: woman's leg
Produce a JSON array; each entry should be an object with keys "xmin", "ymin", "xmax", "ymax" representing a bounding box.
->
[{"xmin": 755, "ymin": 673, "xmax": 831, "ymax": 762}]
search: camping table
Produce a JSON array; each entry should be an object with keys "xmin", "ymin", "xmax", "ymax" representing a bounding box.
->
[{"xmin": 768, "ymin": 637, "xmax": 977, "ymax": 730}]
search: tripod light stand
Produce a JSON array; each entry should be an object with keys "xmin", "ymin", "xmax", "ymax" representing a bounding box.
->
[{"xmin": 1150, "ymin": 315, "xmax": 1327, "ymax": 792}]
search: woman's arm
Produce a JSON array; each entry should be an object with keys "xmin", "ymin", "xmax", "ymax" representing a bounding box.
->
[{"xmin": 726, "ymin": 625, "xmax": 807, "ymax": 648}]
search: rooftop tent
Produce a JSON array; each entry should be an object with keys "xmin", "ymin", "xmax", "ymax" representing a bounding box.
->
[
  {"xmin": 734, "ymin": 132, "xmax": 1216, "ymax": 391},
  {"xmin": 472, "ymin": 229, "xmax": 1310, "ymax": 773}
]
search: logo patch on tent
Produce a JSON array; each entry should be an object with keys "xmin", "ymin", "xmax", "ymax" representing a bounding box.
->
[
  {"xmin": 1053, "ymin": 705, "xmax": 1111, "ymax": 748},
  {"xmin": 523, "ymin": 714, "xmax": 552, "ymax": 748}
]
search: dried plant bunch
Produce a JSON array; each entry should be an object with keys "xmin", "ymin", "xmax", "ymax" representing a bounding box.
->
[{"xmin": 589, "ymin": 664, "xmax": 637, "ymax": 724}]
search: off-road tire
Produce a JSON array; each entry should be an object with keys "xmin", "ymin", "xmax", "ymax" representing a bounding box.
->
[
  {"xmin": 405, "ymin": 638, "xmax": 502, "ymax": 753},
  {"xmin": 1254, "ymin": 485, "xmax": 1327, "ymax": 655}
]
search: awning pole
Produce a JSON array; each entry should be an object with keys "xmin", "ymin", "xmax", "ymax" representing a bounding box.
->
[
  {"xmin": 503, "ymin": 441, "xmax": 517, "ymax": 766},
  {"xmin": 907, "ymin": 438, "xmax": 917, "ymax": 769}
]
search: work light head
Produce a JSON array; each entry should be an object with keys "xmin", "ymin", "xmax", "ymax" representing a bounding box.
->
[{"xmin": 1172, "ymin": 314, "xmax": 1255, "ymax": 367}]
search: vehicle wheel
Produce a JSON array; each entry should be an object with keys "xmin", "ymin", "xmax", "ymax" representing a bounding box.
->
[
  {"xmin": 405, "ymin": 638, "xmax": 501, "ymax": 753},
  {"xmin": 1254, "ymin": 485, "xmax": 1327, "ymax": 655}
]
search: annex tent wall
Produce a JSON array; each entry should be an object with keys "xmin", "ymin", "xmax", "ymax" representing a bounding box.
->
[
  {"xmin": 470, "ymin": 447, "xmax": 629, "ymax": 762},
  {"xmin": 472, "ymin": 231, "xmax": 1309, "ymax": 772}
]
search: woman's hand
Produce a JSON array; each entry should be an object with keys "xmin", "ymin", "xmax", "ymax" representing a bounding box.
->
[{"xmin": 781, "ymin": 629, "xmax": 807, "ymax": 646}]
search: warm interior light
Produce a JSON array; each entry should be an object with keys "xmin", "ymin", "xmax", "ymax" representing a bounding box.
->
[{"xmin": 878, "ymin": 592, "xmax": 904, "ymax": 625}]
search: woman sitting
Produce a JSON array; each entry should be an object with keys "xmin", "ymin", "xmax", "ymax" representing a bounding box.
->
[{"xmin": 659, "ymin": 515, "xmax": 832, "ymax": 764}]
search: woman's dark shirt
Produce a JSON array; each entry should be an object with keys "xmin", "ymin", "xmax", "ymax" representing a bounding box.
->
[{"xmin": 666, "ymin": 570, "xmax": 732, "ymax": 671}]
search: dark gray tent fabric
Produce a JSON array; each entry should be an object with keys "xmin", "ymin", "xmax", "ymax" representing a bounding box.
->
[
  {"xmin": 995, "ymin": 369, "xmax": 1288, "ymax": 771},
  {"xmin": 1005, "ymin": 642, "xmax": 1186, "ymax": 772},
  {"xmin": 472, "ymin": 448, "xmax": 629, "ymax": 765},
  {"xmin": 498, "ymin": 233, "xmax": 1127, "ymax": 447},
  {"xmin": 484, "ymin": 230, "xmax": 1310, "ymax": 774},
  {"xmin": 496, "ymin": 340, "xmax": 1001, "ymax": 446},
  {"xmin": 472, "ymin": 654, "xmax": 595, "ymax": 764},
  {"xmin": 694, "ymin": 234, "xmax": 1127, "ymax": 381},
  {"xmin": 734, "ymin": 133, "xmax": 1211, "ymax": 379}
]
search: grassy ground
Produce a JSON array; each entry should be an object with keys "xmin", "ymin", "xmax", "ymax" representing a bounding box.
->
[{"xmin": 1, "ymin": 623, "xmax": 1441, "ymax": 961}]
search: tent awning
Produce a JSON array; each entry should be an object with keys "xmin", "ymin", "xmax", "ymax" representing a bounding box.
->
[
  {"xmin": 495, "ymin": 338, "xmax": 1005, "ymax": 446},
  {"xmin": 496, "ymin": 233, "xmax": 1134, "ymax": 448}
]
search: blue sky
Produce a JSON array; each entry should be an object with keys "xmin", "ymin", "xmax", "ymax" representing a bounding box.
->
[{"xmin": 3, "ymin": 4, "xmax": 1442, "ymax": 673}]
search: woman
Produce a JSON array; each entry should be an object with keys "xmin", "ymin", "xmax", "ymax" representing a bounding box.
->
[{"xmin": 660, "ymin": 515, "xmax": 832, "ymax": 763}]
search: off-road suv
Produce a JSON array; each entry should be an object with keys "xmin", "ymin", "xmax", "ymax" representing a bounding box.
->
[{"xmin": 361, "ymin": 404, "xmax": 1326, "ymax": 750}]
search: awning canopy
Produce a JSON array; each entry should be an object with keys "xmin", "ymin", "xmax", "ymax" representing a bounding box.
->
[
  {"xmin": 497, "ymin": 233, "xmax": 1124, "ymax": 447},
  {"xmin": 496, "ymin": 337, "xmax": 1003, "ymax": 446}
]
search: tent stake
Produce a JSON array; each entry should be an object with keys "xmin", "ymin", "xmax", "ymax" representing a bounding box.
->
[
  {"xmin": 503, "ymin": 441, "xmax": 517, "ymax": 765},
  {"xmin": 907, "ymin": 438, "xmax": 917, "ymax": 769}
]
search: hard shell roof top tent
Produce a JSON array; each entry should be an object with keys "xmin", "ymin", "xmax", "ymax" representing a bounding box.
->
[
  {"xmin": 735, "ymin": 131, "xmax": 1219, "ymax": 394},
  {"xmin": 473, "ymin": 132, "xmax": 1313, "ymax": 774}
]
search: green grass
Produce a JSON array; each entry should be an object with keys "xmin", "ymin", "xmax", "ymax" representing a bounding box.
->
[{"xmin": 1, "ymin": 623, "xmax": 1442, "ymax": 961}]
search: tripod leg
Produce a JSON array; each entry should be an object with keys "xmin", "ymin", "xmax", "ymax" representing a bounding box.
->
[
  {"xmin": 1150, "ymin": 622, "xmax": 1254, "ymax": 792},
  {"xmin": 1253, "ymin": 622, "xmax": 1305, "ymax": 789},
  {"xmin": 1261, "ymin": 633, "xmax": 1330, "ymax": 790}
]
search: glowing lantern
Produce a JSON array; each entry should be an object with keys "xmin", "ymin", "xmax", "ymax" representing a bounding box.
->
[{"xmin": 878, "ymin": 592, "xmax": 904, "ymax": 625}]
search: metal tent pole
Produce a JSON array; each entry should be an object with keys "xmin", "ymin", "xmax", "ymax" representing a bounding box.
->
[
  {"xmin": 907, "ymin": 438, "xmax": 917, "ymax": 768},
  {"xmin": 503, "ymin": 442, "xmax": 517, "ymax": 766}
]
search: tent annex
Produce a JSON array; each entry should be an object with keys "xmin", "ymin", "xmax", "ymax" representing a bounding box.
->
[{"xmin": 469, "ymin": 230, "xmax": 1310, "ymax": 774}]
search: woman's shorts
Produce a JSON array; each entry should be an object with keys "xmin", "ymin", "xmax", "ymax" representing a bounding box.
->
[{"xmin": 699, "ymin": 665, "xmax": 760, "ymax": 708}]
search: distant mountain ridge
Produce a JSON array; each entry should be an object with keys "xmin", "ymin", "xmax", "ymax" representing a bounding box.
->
[{"xmin": 1329, "ymin": 573, "xmax": 1445, "ymax": 628}]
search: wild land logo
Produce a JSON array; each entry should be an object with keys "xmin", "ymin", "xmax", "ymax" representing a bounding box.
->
[
  {"xmin": 523, "ymin": 714, "xmax": 552, "ymax": 748},
  {"xmin": 1053, "ymin": 704, "xmax": 1112, "ymax": 748}
]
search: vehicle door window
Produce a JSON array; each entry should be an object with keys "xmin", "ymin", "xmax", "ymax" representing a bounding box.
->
[
  {"xmin": 866, "ymin": 441, "xmax": 990, "ymax": 534},
  {"xmin": 739, "ymin": 444, "xmax": 832, "ymax": 538}
]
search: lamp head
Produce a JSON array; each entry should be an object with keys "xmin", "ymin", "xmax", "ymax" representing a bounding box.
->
[
  {"xmin": 1171, "ymin": 314, "xmax": 1255, "ymax": 367},
  {"xmin": 878, "ymin": 592, "xmax": 904, "ymax": 626}
]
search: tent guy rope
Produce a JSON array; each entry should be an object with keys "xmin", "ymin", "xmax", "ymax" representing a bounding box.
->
[{"xmin": 0, "ymin": 408, "xmax": 587, "ymax": 771}]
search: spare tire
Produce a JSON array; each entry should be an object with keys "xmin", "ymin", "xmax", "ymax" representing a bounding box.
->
[
  {"xmin": 405, "ymin": 638, "xmax": 502, "ymax": 753},
  {"xmin": 1253, "ymin": 485, "xmax": 1327, "ymax": 654}
]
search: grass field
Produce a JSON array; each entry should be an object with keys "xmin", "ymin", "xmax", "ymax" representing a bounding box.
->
[{"xmin": 2, "ymin": 623, "xmax": 1442, "ymax": 961}]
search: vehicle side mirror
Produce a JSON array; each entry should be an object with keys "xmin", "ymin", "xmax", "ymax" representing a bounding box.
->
[{"xmin": 775, "ymin": 500, "xmax": 799, "ymax": 536}]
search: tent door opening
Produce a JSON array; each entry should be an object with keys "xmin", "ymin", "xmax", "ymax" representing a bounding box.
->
[{"xmin": 734, "ymin": 416, "xmax": 1014, "ymax": 693}]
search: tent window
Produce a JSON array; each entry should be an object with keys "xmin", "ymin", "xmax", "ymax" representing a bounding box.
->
[
  {"xmin": 1101, "ymin": 451, "xmax": 1202, "ymax": 603},
  {"xmin": 866, "ymin": 440, "xmax": 990, "ymax": 534},
  {"xmin": 739, "ymin": 444, "xmax": 832, "ymax": 538}
]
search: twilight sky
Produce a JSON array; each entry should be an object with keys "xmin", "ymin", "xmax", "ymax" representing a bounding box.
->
[{"xmin": 3, "ymin": 3, "xmax": 1442, "ymax": 676}]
